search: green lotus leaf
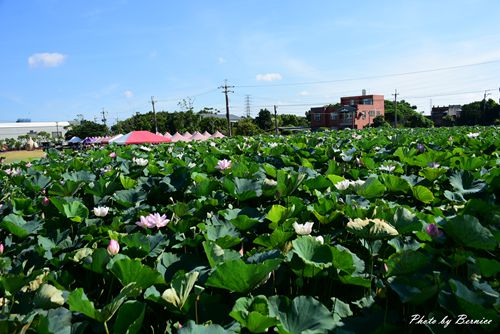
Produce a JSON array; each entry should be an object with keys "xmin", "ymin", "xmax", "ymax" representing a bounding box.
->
[
  {"xmin": 113, "ymin": 301, "xmax": 146, "ymax": 334},
  {"xmin": 292, "ymin": 236, "xmax": 333, "ymax": 269},
  {"xmin": 230, "ymin": 295, "xmax": 279, "ymax": 333},
  {"xmin": 412, "ymin": 185, "xmax": 434, "ymax": 204},
  {"xmin": 110, "ymin": 258, "xmax": 165, "ymax": 289},
  {"xmin": 206, "ymin": 259, "xmax": 281, "ymax": 293},
  {"xmin": 268, "ymin": 295, "xmax": 337, "ymax": 334},
  {"xmin": 443, "ymin": 215, "xmax": 496, "ymax": 250}
]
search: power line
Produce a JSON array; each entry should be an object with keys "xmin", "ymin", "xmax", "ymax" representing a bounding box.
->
[{"xmin": 235, "ymin": 59, "xmax": 500, "ymax": 88}]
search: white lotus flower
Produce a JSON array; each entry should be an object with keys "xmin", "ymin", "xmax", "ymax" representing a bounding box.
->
[
  {"xmin": 466, "ymin": 132, "xmax": 480, "ymax": 138},
  {"xmin": 379, "ymin": 165, "xmax": 395, "ymax": 172},
  {"xmin": 269, "ymin": 142, "xmax": 279, "ymax": 148},
  {"xmin": 315, "ymin": 236, "xmax": 324, "ymax": 244},
  {"xmin": 93, "ymin": 206, "xmax": 110, "ymax": 217},
  {"xmin": 347, "ymin": 218, "xmax": 398, "ymax": 239},
  {"xmin": 292, "ymin": 222, "xmax": 314, "ymax": 235},
  {"xmin": 133, "ymin": 157, "xmax": 149, "ymax": 166},
  {"xmin": 335, "ymin": 180, "xmax": 351, "ymax": 190}
]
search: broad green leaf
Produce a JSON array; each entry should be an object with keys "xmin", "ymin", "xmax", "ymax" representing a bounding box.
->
[
  {"xmin": 110, "ymin": 258, "xmax": 164, "ymax": 289},
  {"xmin": 62, "ymin": 201, "xmax": 89, "ymax": 223},
  {"xmin": 331, "ymin": 297, "xmax": 353, "ymax": 325},
  {"xmin": 202, "ymin": 241, "xmax": 240, "ymax": 268},
  {"xmin": 356, "ymin": 177, "xmax": 386, "ymax": 199},
  {"xmin": 268, "ymin": 295, "xmax": 337, "ymax": 334},
  {"xmin": 178, "ymin": 321, "xmax": 229, "ymax": 334},
  {"xmin": 67, "ymin": 288, "xmax": 101, "ymax": 321},
  {"xmin": 36, "ymin": 307, "xmax": 72, "ymax": 334},
  {"xmin": 385, "ymin": 250, "xmax": 430, "ymax": 276},
  {"xmin": 412, "ymin": 185, "xmax": 434, "ymax": 204},
  {"xmin": 161, "ymin": 271, "xmax": 199, "ymax": 310},
  {"xmin": 223, "ymin": 177, "xmax": 263, "ymax": 201},
  {"xmin": 266, "ymin": 204, "xmax": 292, "ymax": 226},
  {"xmin": 379, "ymin": 174, "xmax": 411, "ymax": 193},
  {"xmin": 113, "ymin": 189, "xmax": 147, "ymax": 207},
  {"xmin": 392, "ymin": 207, "xmax": 423, "ymax": 234},
  {"xmin": 34, "ymin": 284, "xmax": 65, "ymax": 309},
  {"xmin": 82, "ymin": 248, "xmax": 110, "ymax": 274},
  {"xmin": 119, "ymin": 174, "xmax": 137, "ymax": 189},
  {"xmin": 292, "ymin": 236, "xmax": 333, "ymax": 269},
  {"xmin": 449, "ymin": 279, "xmax": 499, "ymax": 326},
  {"xmin": 449, "ymin": 171, "xmax": 486, "ymax": 195},
  {"xmin": 113, "ymin": 301, "xmax": 146, "ymax": 334},
  {"xmin": 444, "ymin": 215, "xmax": 496, "ymax": 250},
  {"xmin": 230, "ymin": 295, "xmax": 279, "ymax": 333},
  {"xmin": 206, "ymin": 259, "xmax": 281, "ymax": 293},
  {"xmin": 1, "ymin": 214, "xmax": 41, "ymax": 238},
  {"xmin": 12, "ymin": 198, "xmax": 36, "ymax": 216},
  {"xmin": 476, "ymin": 257, "xmax": 500, "ymax": 277},
  {"xmin": 389, "ymin": 275, "xmax": 438, "ymax": 304},
  {"xmin": 419, "ymin": 167, "xmax": 447, "ymax": 182}
]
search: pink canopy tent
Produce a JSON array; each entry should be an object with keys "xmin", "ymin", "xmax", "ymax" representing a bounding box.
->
[{"xmin": 111, "ymin": 131, "xmax": 171, "ymax": 145}]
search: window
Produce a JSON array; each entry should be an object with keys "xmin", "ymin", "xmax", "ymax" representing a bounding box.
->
[
  {"xmin": 376, "ymin": 111, "xmax": 381, "ymax": 116},
  {"xmin": 369, "ymin": 110, "xmax": 375, "ymax": 117},
  {"xmin": 330, "ymin": 112, "xmax": 338, "ymax": 120},
  {"xmin": 362, "ymin": 98, "xmax": 373, "ymax": 105},
  {"xmin": 349, "ymin": 99, "xmax": 356, "ymax": 106},
  {"xmin": 314, "ymin": 113, "xmax": 321, "ymax": 121}
]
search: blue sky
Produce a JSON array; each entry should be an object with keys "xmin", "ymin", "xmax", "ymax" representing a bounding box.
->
[{"xmin": 1, "ymin": 0, "xmax": 499, "ymax": 123}]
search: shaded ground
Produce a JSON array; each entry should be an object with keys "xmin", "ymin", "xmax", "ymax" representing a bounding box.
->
[{"xmin": 0, "ymin": 150, "xmax": 46, "ymax": 164}]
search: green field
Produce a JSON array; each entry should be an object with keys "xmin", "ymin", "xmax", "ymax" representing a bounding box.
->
[{"xmin": 0, "ymin": 150, "xmax": 46, "ymax": 163}]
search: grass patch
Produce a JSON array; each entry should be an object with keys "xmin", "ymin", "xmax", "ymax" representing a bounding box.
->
[{"xmin": 0, "ymin": 150, "xmax": 46, "ymax": 164}]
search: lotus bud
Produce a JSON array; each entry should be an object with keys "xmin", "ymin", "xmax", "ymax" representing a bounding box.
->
[
  {"xmin": 107, "ymin": 240, "xmax": 120, "ymax": 256},
  {"xmin": 42, "ymin": 197, "xmax": 50, "ymax": 206},
  {"xmin": 0, "ymin": 243, "xmax": 4, "ymax": 255}
]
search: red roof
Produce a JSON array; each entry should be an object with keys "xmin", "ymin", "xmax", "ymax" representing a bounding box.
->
[{"xmin": 113, "ymin": 131, "xmax": 171, "ymax": 144}]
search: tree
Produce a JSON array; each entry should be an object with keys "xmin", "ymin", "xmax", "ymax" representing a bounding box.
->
[
  {"xmin": 254, "ymin": 109, "xmax": 273, "ymax": 131},
  {"xmin": 234, "ymin": 118, "xmax": 261, "ymax": 136},
  {"xmin": 458, "ymin": 99, "xmax": 499, "ymax": 125},
  {"xmin": 372, "ymin": 115, "xmax": 390, "ymax": 128},
  {"xmin": 199, "ymin": 116, "xmax": 228, "ymax": 134},
  {"xmin": 65, "ymin": 120, "xmax": 108, "ymax": 139},
  {"xmin": 384, "ymin": 100, "xmax": 433, "ymax": 128}
]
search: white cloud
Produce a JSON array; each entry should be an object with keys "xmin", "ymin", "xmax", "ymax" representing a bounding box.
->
[
  {"xmin": 28, "ymin": 53, "xmax": 66, "ymax": 68},
  {"xmin": 256, "ymin": 73, "xmax": 282, "ymax": 81},
  {"xmin": 299, "ymin": 90, "xmax": 309, "ymax": 96},
  {"xmin": 218, "ymin": 57, "xmax": 226, "ymax": 64},
  {"xmin": 123, "ymin": 90, "xmax": 134, "ymax": 98}
]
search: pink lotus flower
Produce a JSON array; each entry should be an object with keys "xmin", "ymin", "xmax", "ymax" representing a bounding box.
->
[
  {"xmin": 25, "ymin": 162, "xmax": 33, "ymax": 168},
  {"xmin": 107, "ymin": 240, "xmax": 120, "ymax": 256},
  {"xmin": 426, "ymin": 224, "xmax": 444, "ymax": 238},
  {"xmin": 135, "ymin": 213, "xmax": 170, "ymax": 229},
  {"xmin": 0, "ymin": 243, "xmax": 4, "ymax": 255},
  {"xmin": 109, "ymin": 152, "xmax": 116, "ymax": 158},
  {"xmin": 216, "ymin": 159, "xmax": 232, "ymax": 171}
]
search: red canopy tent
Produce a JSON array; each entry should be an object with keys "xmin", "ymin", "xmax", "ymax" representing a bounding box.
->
[{"xmin": 111, "ymin": 131, "xmax": 171, "ymax": 145}]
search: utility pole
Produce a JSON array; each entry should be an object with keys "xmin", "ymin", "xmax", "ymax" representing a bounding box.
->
[
  {"xmin": 245, "ymin": 95, "xmax": 251, "ymax": 117},
  {"xmin": 274, "ymin": 105, "xmax": 278, "ymax": 135},
  {"xmin": 393, "ymin": 89, "xmax": 399, "ymax": 128},
  {"xmin": 151, "ymin": 96, "xmax": 158, "ymax": 133},
  {"xmin": 482, "ymin": 90, "xmax": 491, "ymax": 116},
  {"xmin": 219, "ymin": 79, "xmax": 234, "ymax": 136}
]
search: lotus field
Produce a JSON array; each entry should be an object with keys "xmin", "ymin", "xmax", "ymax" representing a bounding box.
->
[{"xmin": 0, "ymin": 126, "xmax": 499, "ymax": 333}]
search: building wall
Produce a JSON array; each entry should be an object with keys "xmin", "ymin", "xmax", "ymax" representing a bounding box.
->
[
  {"xmin": 311, "ymin": 94, "xmax": 385, "ymax": 129},
  {"xmin": 0, "ymin": 122, "xmax": 70, "ymax": 140}
]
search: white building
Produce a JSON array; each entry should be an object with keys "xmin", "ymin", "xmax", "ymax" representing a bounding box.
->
[{"xmin": 0, "ymin": 121, "xmax": 70, "ymax": 140}]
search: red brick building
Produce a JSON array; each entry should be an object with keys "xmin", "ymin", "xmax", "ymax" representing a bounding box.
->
[{"xmin": 310, "ymin": 92, "xmax": 385, "ymax": 129}]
